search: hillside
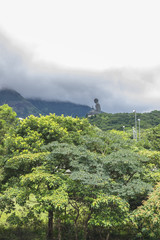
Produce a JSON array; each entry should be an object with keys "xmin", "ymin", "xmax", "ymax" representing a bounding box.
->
[
  {"xmin": 1, "ymin": 89, "xmax": 160, "ymax": 129},
  {"xmin": 0, "ymin": 89, "xmax": 91, "ymax": 118},
  {"xmin": 88, "ymin": 111, "xmax": 160, "ymax": 130},
  {"xmin": 28, "ymin": 99, "xmax": 91, "ymax": 117},
  {"xmin": 0, "ymin": 89, "xmax": 41, "ymax": 118}
]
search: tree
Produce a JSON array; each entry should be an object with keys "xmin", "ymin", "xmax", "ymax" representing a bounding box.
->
[
  {"xmin": 138, "ymin": 149, "xmax": 160, "ymax": 185},
  {"xmin": 0, "ymin": 111, "xmax": 156, "ymax": 240},
  {"xmin": 146, "ymin": 124, "xmax": 160, "ymax": 151},
  {"xmin": 0, "ymin": 104, "xmax": 17, "ymax": 153},
  {"xmin": 2, "ymin": 142, "xmax": 135, "ymax": 240},
  {"xmin": 1, "ymin": 115, "xmax": 96, "ymax": 240},
  {"xmin": 90, "ymin": 195, "xmax": 130, "ymax": 240},
  {"xmin": 133, "ymin": 182, "xmax": 160, "ymax": 239},
  {"xmin": 102, "ymin": 149, "xmax": 152, "ymax": 209},
  {"xmin": 82, "ymin": 130, "xmax": 132, "ymax": 155},
  {"xmin": 4, "ymin": 114, "xmax": 95, "ymax": 155}
]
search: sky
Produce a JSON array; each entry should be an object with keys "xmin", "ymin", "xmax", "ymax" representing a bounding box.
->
[{"xmin": 0, "ymin": 0, "xmax": 160, "ymax": 113}]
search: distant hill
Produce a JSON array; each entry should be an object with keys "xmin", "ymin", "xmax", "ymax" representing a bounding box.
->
[
  {"xmin": 2, "ymin": 89, "xmax": 160, "ymax": 130},
  {"xmin": 28, "ymin": 99, "xmax": 91, "ymax": 117},
  {"xmin": 88, "ymin": 111, "xmax": 160, "ymax": 131},
  {"xmin": 0, "ymin": 89, "xmax": 41, "ymax": 118},
  {"xmin": 0, "ymin": 89, "xmax": 91, "ymax": 118}
]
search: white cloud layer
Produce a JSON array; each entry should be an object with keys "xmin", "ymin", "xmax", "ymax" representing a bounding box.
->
[
  {"xmin": 1, "ymin": 0, "xmax": 160, "ymax": 70},
  {"xmin": 0, "ymin": 32, "xmax": 160, "ymax": 113}
]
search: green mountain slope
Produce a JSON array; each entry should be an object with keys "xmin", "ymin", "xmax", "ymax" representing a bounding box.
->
[
  {"xmin": 0, "ymin": 89, "xmax": 41, "ymax": 118},
  {"xmin": 88, "ymin": 111, "xmax": 160, "ymax": 131},
  {"xmin": 28, "ymin": 99, "xmax": 91, "ymax": 117},
  {"xmin": 0, "ymin": 89, "xmax": 91, "ymax": 118}
]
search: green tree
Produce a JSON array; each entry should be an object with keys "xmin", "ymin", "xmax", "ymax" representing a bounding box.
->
[
  {"xmin": 102, "ymin": 149, "xmax": 152, "ymax": 209},
  {"xmin": 146, "ymin": 124, "xmax": 160, "ymax": 151},
  {"xmin": 1, "ymin": 115, "xmax": 96, "ymax": 240},
  {"xmin": 133, "ymin": 182, "xmax": 160, "ymax": 239},
  {"xmin": 82, "ymin": 130, "xmax": 132, "ymax": 155},
  {"xmin": 0, "ymin": 111, "xmax": 156, "ymax": 240},
  {"xmin": 0, "ymin": 104, "xmax": 17, "ymax": 153},
  {"xmin": 90, "ymin": 195, "xmax": 130, "ymax": 240},
  {"xmin": 4, "ymin": 114, "xmax": 95, "ymax": 155}
]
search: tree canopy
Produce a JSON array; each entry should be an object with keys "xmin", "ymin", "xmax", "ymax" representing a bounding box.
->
[{"xmin": 0, "ymin": 105, "xmax": 160, "ymax": 240}]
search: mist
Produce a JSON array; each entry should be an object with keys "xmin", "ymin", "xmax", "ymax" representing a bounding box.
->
[{"xmin": 0, "ymin": 32, "xmax": 160, "ymax": 113}]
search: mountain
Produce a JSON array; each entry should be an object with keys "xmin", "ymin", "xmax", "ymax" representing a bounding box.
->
[
  {"xmin": 27, "ymin": 99, "xmax": 91, "ymax": 117},
  {"xmin": 2, "ymin": 89, "xmax": 160, "ymax": 131},
  {"xmin": 0, "ymin": 89, "xmax": 41, "ymax": 118},
  {"xmin": 0, "ymin": 89, "xmax": 91, "ymax": 118}
]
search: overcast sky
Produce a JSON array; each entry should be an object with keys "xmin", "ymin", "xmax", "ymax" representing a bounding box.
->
[{"xmin": 0, "ymin": 0, "xmax": 160, "ymax": 113}]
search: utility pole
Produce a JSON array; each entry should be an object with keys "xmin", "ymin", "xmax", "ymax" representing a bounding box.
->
[
  {"xmin": 133, "ymin": 110, "xmax": 137, "ymax": 141},
  {"xmin": 138, "ymin": 119, "xmax": 141, "ymax": 140}
]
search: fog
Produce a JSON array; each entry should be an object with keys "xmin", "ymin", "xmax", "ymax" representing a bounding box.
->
[{"xmin": 1, "ymin": 32, "xmax": 160, "ymax": 113}]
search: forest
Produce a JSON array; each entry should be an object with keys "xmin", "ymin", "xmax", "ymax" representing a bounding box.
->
[
  {"xmin": 88, "ymin": 111, "xmax": 160, "ymax": 131},
  {"xmin": 1, "ymin": 104, "xmax": 160, "ymax": 240}
]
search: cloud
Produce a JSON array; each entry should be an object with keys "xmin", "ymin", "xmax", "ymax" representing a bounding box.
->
[{"xmin": 0, "ymin": 32, "xmax": 160, "ymax": 113}]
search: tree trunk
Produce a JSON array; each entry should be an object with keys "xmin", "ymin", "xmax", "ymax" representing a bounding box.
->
[
  {"xmin": 57, "ymin": 217, "xmax": 62, "ymax": 240},
  {"xmin": 84, "ymin": 223, "xmax": 88, "ymax": 240},
  {"xmin": 74, "ymin": 209, "xmax": 79, "ymax": 240},
  {"xmin": 47, "ymin": 210, "xmax": 54, "ymax": 240},
  {"xmin": 106, "ymin": 232, "xmax": 110, "ymax": 240},
  {"xmin": 83, "ymin": 210, "xmax": 92, "ymax": 240},
  {"xmin": 74, "ymin": 223, "xmax": 78, "ymax": 240}
]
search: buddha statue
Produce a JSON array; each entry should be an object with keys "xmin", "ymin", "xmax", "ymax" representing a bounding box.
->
[{"xmin": 94, "ymin": 98, "xmax": 101, "ymax": 112}]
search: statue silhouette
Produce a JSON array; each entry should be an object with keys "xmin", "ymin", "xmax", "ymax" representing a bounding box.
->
[{"xmin": 94, "ymin": 98, "xmax": 101, "ymax": 112}]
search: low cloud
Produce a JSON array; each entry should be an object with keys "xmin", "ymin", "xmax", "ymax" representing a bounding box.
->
[{"xmin": 0, "ymin": 32, "xmax": 160, "ymax": 113}]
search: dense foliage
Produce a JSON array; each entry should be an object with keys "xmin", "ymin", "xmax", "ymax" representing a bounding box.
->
[
  {"xmin": 88, "ymin": 111, "xmax": 160, "ymax": 131},
  {"xmin": 1, "ymin": 105, "xmax": 160, "ymax": 240}
]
